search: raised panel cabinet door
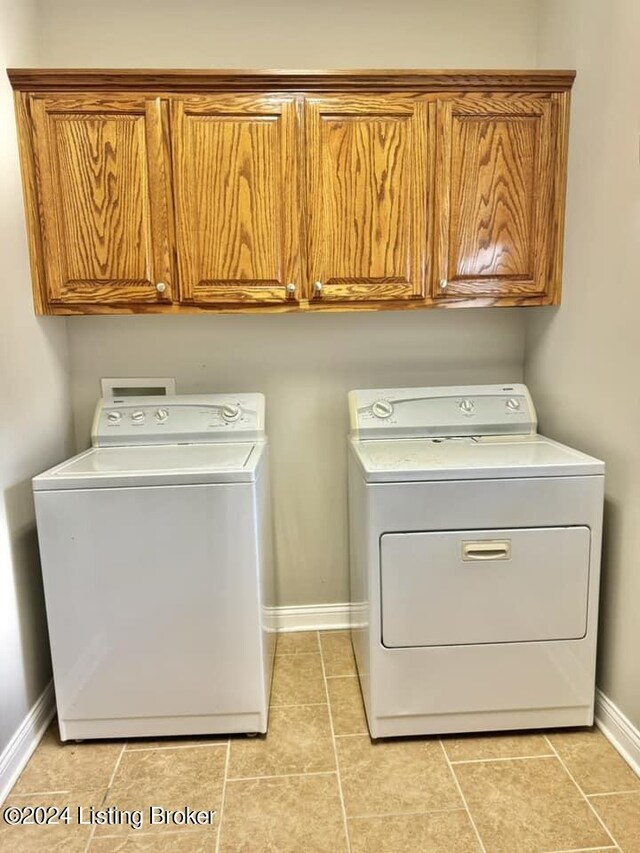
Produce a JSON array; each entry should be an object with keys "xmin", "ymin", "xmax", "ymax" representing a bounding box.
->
[
  {"xmin": 171, "ymin": 95, "xmax": 301, "ymax": 305},
  {"xmin": 305, "ymin": 95, "xmax": 428, "ymax": 304},
  {"xmin": 29, "ymin": 94, "xmax": 173, "ymax": 307},
  {"xmin": 433, "ymin": 93, "xmax": 563, "ymax": 301}
]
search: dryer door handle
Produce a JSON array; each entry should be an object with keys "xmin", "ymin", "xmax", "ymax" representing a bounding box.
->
[{"xmin": 462, "ymin": 540, "xmax": 511, "ymax": 561}]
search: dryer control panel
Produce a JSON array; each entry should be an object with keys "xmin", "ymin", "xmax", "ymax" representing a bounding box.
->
[
  {"xmin": 92, "ymin": 393, "xmax": 265, "ymax": 446},
  {"xmin": 349, "ymin": 384, "xmax": 537, "ymax": 439}
]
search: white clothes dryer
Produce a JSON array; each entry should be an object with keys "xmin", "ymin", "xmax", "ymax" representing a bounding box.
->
[
  {"xmin": 348, "ymin": 384, "xmax": 604, "ymax": 738},
  {"xmin": 33, "ymin": 393, "xmax": 274, "ymax": 741}
]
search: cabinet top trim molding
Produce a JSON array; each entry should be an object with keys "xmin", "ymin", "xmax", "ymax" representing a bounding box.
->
[{"xmin": 7, "ymin": 68, "xmax": 576, "ymax": 93}]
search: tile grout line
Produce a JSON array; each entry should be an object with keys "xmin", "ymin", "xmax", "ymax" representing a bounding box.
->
[
  {"xmin": 440, "ymin": 739, "xmax": 488, "ymax": 853},
  {"xmin": 227, "ymin": 770, "xmax": 340, "ymax": 782},
  {"xmin": 450, "ymin": 753, "xmax": 557, "ymax": 765},
  {"xmin": 82, "ymin": 812, "xmax": 98, "ymax": 853},
  {"xmin": 82, "ymin": 742, "xmax": 126, "ymax": 853},
  {"xmin": 588, "ymin": 788, "xmax": 640, "ymax": 797},
  {"xmin": 8, "ymin": 788, "xmax": 71, "ymax": 796},
  {"xmin": 214, "ymin": 738, "xmax": 231, "ymax": 853},
  {"xmin": 542, "ymin": 846, "xmax": 620, "ymax": 852},
  {"xmin": 319, "ymin": 632, "xmax": 352, "ymax": 853},
  {"xmin": 543, "ymin": 735, "xmax": 621, "ymax": 850},
  {"xmin": 543, "ymin": 847, "xmax": 619, "ymax": 852},
  {"xmin": 125, "ymin": 742, "xmax": 230, "ymax": 752},
  {"xmin": 105, "ymin": 742, "xmax": 127, "ymax": 790},
  {"xmin": 83, "ymin": 824, "xmax": 97, "ymax": 853}
]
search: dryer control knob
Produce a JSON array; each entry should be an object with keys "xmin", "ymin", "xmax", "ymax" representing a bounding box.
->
[
  {"xmin": 221, "ymin": 403, "xmax": 241, "ymax": 423},
  {"xmin": 155, "ymin": 408, "xmax": 169, "ymax": 423},
  {"xmin": 371, "ymin": 400, "xmax": 394, "ymax": 419},
  {"xmin": 131, "ymin": 410, "xmax": 146, "ymax": 423},
  {"xmin": 107, "ymin": 411, "xmax": 122, "ymax": 424},
  {"xmin": 459, "ymin": 399, "xmax": 474, "ymax": 413},
  {"xmin": 506, "ymin": 398, "xmax": 521, "ymax": 410}
]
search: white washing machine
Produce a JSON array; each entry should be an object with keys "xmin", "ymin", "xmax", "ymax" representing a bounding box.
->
[
  {"xmin": 33, "ymin": 393, "xmax": 274, "ymax": 741},
  {"xmin": 348, "ymin": 384, "xmax": 604, "ymax": 738}
]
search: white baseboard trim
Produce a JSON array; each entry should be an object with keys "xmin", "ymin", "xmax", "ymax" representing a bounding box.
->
[
  {"xmin": 0, "ymin": 681, "xmax": 56, "ymax": 805},
  {"xmin": 595, "ymin": 688, "xmax": 640, "ymax": 777},
  {"xmin": 266, "ymin": 603, "xmax": 353, "ymax": 632}
]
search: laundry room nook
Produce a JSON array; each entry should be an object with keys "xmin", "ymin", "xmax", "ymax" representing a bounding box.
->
[{"xmin": 1, "ymin": 1, "xmax": 639, "ymax": 851}]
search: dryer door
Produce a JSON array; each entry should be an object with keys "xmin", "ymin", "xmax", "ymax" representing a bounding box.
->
[{"xmin": 380, "ymin": 526, "xmax": 590, "ymax": 648}]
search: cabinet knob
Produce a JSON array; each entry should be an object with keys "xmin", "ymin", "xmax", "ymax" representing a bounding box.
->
[
  {"xmin": 286, "ymin": 283, "xmax": 297, "ymax": 297},
  {"xmin": 314, "ymin": 281, "xmax": 323, "ymax": 297},
  {"xmin": 156, "ymin": 282, "xmax": 167, "ymax": 295},
  {"xmin": 440, "ymin": 279, "xmax": 448, "ymax": 291}
]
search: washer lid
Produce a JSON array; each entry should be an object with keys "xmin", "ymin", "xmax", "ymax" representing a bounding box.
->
[
  {"xmin": 33, "ymin": 442, "xmax": 265, "ymax": 490},
  {"xmin": 350, "ymin": 435, "xmax": 604, "ymax": 482}
]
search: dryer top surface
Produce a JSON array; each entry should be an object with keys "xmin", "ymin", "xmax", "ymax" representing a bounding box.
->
[{"xmin": 349, "ymin": 434, "xmax": 604, "ymax": 482}]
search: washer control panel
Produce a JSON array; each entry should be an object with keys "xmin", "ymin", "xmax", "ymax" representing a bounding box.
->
[
  {"xmin": 92, "ymin": 394, "xmax": 265, "ymax": 447},
  {"xmin": 349, "ymin": 384, "xmax": 536, "ymax": 439}
]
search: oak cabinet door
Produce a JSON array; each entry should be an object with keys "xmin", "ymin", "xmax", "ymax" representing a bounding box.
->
[
  {"xmin": 30, "ymin": 95, "xmax": 173, "ymax": 307},
  {"xmin": 171, "ymin": 95, "xmax": 301, "ymax": 305},
  {"xmin": 305, "ymin": 95, "xmax": 427, "ymax": 304},
  {"xmin": 433, "ymin": 93, "xmax": 560, "ymax": 301}
]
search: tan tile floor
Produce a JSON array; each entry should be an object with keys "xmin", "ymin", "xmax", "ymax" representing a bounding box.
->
[{"xmin": 1, "ymin": 630, "xmax": 639, "ymax": 852}]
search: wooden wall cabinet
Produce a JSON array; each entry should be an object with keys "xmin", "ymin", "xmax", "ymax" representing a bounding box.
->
[
  {"xmin": 431, "ymin": 93, "xmax": 566, "ymax": 302},
  {"xmin": 9, "ymin": 70, "xmax": 574, "ymax": 315},
  {"xmin": 172, "ymin": 95, "xmax": 301, "ymax": 306},
  {"xmin": 26, "ymin": 94, "xmax": 173, "ymax": 309},
  {"xmin": 305, "ymin": 95, "xmax": 427, "ymax": 304}
]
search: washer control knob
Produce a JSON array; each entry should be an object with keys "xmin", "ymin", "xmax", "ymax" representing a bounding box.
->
[
  {"xmin": 506, "ymin": 397, "xmax": 521, "ymax": 410},
  {"xmin": 221, "ymin": 403, "xmax": 241, "ymax": 423},
  {"xmin": 459, "ymin": 399, "xmax": 474, "ymax": 414},
  {"xmin": 155, "ymin": 408, "xmax": 169, "ymax": 423},
  {"xmin": 371, "ymin": 400, "xmax": 394, "ymax": 419},
  {"xmin": 106, "ymin": 411, "xmax": 122, "ymax": 424},
  {"xmin": 131, "ymin": 410, "xmax": 146, "ymax": 423}
]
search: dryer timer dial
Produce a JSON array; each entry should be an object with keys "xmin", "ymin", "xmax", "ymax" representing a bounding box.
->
[
  {"xmin": 371, "ymin": 400, "xmax": 394, "ymax": 419},
  {"xmin": 221, "ymin": 404, "xmax": 241, "ymax": 423}
]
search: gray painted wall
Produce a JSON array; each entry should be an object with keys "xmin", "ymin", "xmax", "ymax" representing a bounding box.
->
[
  {"xmin": 0, "ymin": 0, "xmax": 74, "ymax": 759},
  {"xmin": 528, "ymin": 0, "xmax": 640, "ymax": 728}
]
